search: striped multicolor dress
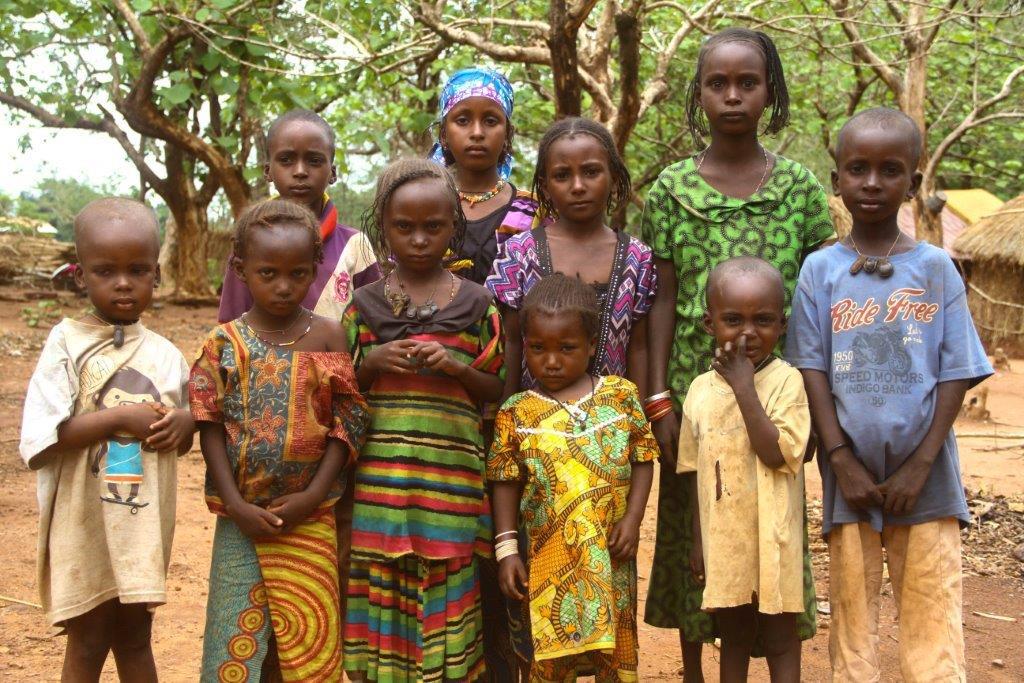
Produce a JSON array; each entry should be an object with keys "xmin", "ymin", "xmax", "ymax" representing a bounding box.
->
[{"xmin": 342, "ymin": 278, "xmax": 503, "ymax": 682}]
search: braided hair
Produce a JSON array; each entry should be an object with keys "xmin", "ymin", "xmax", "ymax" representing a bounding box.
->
[
  {"xmin": 685, "ymin": 27, "xmax": 791, "ymax": 146},
  {"xmin": 266, "ymin": 109, "xmax": 336, "ymax": 158},
  {"xmin": 521, "ymin": 272, "xmax": 601, "ymax": 340},
  {"xmin": 531, "ymin": 117, "xmax": 631, "ymax": 221},
  {"xmin": 231, "ymin": 198, "xmax": 324, "ymax": 264},
  {"xmin": 361, "ymin": 158, "xmax": 466, "ymax": 268}
]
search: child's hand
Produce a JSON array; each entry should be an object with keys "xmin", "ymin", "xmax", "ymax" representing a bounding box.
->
[
  {"xmin": 651, "ymin": 415, "xmax": 680, "ymax": 470},
  {"xmin": 711, "ymin": 337, "xmax": 755, "ymax": 390},
  {"xmin": 365, "ymin": 340, "xmax": 420, "ymax": 375},
  {"xmin": 497, "ymin": 555, "xmax": 528, "ymax": 601},
  {"xmin": 266, "ymin": 491, "xmax": 319, "ymax": 530},
  {"xmin": 145, "ymin": 407, "xmax": 194, "ymax": 453},
  {"xmin": 878, "ymin": 447, "xmax": 931, "ymax": 516},
  {"xmin": 227, "ymin": 502, "xmax": 283, "ymax": 538},
  {"xmin": 412, "ymin": 341, "xmax": 462, "ymax": 376},
  {"xmin": 830, "ymin": 446, "xmax": 883, "ymax": 510},
  {"xmin": 117, "ymin": 402, "xmax": 165, "ymax": 441},
  {"xmin": 608, "ymin": 514, "xmax": 642, "ymax": 560},
  {"xmin": 689, "ymin": 534, "xmax": 705, "ymax": 585}
]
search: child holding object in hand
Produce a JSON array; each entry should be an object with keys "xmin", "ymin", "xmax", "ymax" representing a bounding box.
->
[{"xmin": 677, "ymin": 257, "xmax": 811, "ymax": 683}]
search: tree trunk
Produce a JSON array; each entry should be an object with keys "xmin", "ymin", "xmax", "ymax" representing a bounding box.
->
[
  {"xmin": 157, "ymin": 214, "xmax": 178, "ymax": 294},
  {"xmin": 163, "ymin": 146, "xmax": 215, "ymax": 300},
  {"xmin": 548, "ymin": 0, "xmax": 583, "ymax": 118}
]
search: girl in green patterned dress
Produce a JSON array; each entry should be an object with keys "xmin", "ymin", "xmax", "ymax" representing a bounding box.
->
[{"xmin": 641, "ymin": 28, "xmax": 834, "ymax": 681}]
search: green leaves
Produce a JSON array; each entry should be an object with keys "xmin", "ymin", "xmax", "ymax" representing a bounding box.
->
[{"xmin": 158, "ymin": 82, "xmax": 193, "ymax": 105}]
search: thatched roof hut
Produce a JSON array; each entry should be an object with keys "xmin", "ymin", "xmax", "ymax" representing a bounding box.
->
[{"xmin": 953, "ymin": 194, "xmax": 1024, "ymax": 352}]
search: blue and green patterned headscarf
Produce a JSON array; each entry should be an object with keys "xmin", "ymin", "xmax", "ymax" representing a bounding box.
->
[{"xmin": 429, "ymin": 67, "xmax": 515, "ymax": 181}]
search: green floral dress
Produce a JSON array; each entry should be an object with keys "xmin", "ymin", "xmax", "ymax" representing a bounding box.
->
[{"xmin": 641, "ymin": 155, "xmax": 834, "ymax": 643}]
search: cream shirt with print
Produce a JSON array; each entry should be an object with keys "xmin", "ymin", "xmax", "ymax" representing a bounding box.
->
[
  {"xmin": 677, "ymin": 358, "xmax": 810, "ymax": 614},
  {"xmin": 20, "ymin": 319, "xmax": 188, "ymax": 629}
]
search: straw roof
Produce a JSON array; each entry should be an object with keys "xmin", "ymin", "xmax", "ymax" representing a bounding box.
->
[{"xmin": 954, "ymin": 193, "xmax": 1024, "ymax": 265}]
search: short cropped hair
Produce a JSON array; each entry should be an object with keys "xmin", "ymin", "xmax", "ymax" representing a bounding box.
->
[
  {"xmin": 836, "ymin": 107, "xmax": 922, "ymax": 168},
  {"xmin": 705, "ymin": 255, "xmax": 785, "ymax": 310}
]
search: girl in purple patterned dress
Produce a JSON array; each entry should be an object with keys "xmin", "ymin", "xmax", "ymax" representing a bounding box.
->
[{"xmin": 486, "ymin": 117, "xmax": 656, "ymax": 398}]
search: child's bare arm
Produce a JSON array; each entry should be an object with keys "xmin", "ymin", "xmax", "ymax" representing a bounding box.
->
[
  {"xmin": 647, "ymin": 257, "xmax": 679, "ymax": 468},
  {"xmin": 498, "ymin": 308, "xmax": 523, "ymax": 405},
  {"xmin": 492, "ymin": 480, "xmax": 528, "ymax": 601},
  {"xmin": 146, "ymin": 408, "xmax": 195, "ymax": 454},
  {"xmin": 714, "ymin": 337, "xmax": 788, "ymax": 470},
  {"xmin": 609, "ymin": 461, "xmax": 654, "ymax": 560},
  {"xmin": 879, "ymin": 379, "xmax": 970, "ymax": 516},
  {"xmin": 688, "ymin": 473, "xmax": 704, "ymax": 584},
  {"xmin": 34, "ymin": 403, "xmax": 162, "ymax": 466},
  {"xmin": 199, "ymin": 422, "xmax": 283, "ymax": 537},
  {"xmin": 801, "ymin": 369, "xmax": 883, "ymax": 510},
  {"xmin": 268, "ymin": 438, "xmax": 347, "ymax": 528}
]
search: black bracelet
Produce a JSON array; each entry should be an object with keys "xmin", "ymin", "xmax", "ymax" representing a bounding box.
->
[{"xmin": 826, "ymin": 442, "xmax": 850, "ymax": 458}]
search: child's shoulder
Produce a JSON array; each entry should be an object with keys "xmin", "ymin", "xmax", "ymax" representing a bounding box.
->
[{"xmin": 598, "ymin": 374, "xmax": 639, "ymax": 398}]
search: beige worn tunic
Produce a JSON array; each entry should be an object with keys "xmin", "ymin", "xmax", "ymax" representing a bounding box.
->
[
  {"xmin": 19, "ymin": 320, "xmax": 188, "ymax": 628},
  {"xmin": 677, "ymin": 358, "xmax": 810, "ymax": 614}
]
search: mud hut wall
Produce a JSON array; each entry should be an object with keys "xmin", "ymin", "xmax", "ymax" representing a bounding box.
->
[{"xmin": 966, "ymin": 258, "xmax": 1024, "ymax": 355}]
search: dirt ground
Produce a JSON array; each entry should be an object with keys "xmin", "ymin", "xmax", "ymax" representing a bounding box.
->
[{"xmin": 0, "ymin": 291, "xmax": 1021, "ymax": 681}]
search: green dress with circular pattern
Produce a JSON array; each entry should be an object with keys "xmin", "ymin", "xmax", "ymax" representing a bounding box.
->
[{"xmin": 641, "ymin": 154, "xmax": 835, "ymax": 643}]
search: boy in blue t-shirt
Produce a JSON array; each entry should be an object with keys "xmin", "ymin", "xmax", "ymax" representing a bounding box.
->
[{"xmin": 786, "ymin": 108, "xmax": 991, "ymax": 682}]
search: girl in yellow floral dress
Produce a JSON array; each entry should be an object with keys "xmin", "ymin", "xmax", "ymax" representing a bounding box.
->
[{"xmin": 488, "ymin": 273, "xmax": 658, "ymax": 682}]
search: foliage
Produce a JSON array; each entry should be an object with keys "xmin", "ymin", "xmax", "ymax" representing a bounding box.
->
[
  {"xmin": 20, "ymin": 298, "xmax": 60, "ymax": 328},
  {"xmin": 0, "ymin": 190, "xmax": 12, "ymax": 216},
  {"xmin": 16, "ymin": 177, "xmax": 107, "ymax": 241}
]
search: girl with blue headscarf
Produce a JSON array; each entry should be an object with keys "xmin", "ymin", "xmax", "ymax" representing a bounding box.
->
[{"xmin": 430, "ymin": 67, "xmax": 547, "ymax": 285}]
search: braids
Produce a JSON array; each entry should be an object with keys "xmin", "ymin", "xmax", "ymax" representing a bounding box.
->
[
  {"xmin": 521, "ymin": 273, "xmax": 601, "ymax": 339},
  {"xmin": 266, "ymin": 108, "xmax": 336, "ymax": 157},
  {"xmin": 361, "ymin": 158, "xmax": 466, "ymax": 266},
  {"xmin": 531, "ymin": 117, "xmax": 632, "ymax": 221},
  {"xmin": 232, "ymin": 198, "xmax": 323, "ymax": 264},
  {"xmin": 685, "ymin": 27, "xmax": 791, "ymax": 147}
]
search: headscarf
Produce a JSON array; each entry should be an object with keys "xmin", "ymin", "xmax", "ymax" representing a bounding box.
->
[{"xmin": 429, "ymin": 67, "xmax": 515, "ymax": 181}]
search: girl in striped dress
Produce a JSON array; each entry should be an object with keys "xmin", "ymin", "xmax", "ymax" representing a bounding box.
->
[{"xmin": 342, "ymin": 158, "xmax": 505, "ymax": 681}]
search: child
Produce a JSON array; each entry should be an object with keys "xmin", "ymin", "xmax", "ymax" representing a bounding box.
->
[
  {"xmin": 786, "ymin": 107, "xmax": 992, "ymax": 682},
  {"xmin": 487, "ymin": 116, "xmax": 656, "ymax": 399},
  {"xmin": 342, "ymin": 158, "xmax": 505, "ymax": 681},
  {"xmin": 678, "ymin": 257, "xmax": 809, "ymax": 682},
  {"xmin": 219, "ymin": 108, "xmax": 380, "ymax": 323},
  {"xmin": 20, "ymin": 198, "xmax": 194, "ymax": 681},
  {"xmin": 429, "ymin": 67, "xmax": 547, "ymax": 284},
  {"xmin": 641, "ymin": 27, "xmax": 833, "ymax": 677},
  {"xmin": 191, "ymin": 199, "xmax": 369, "ymax": 681},
  {"xmin": 488, "ymin": 273, "xmax": 658, "ymax": 681}
]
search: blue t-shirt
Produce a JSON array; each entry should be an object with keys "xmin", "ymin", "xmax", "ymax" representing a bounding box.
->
[{"xmin": 785, "ymin": 241, "xmax": 992, "ymax": 535}]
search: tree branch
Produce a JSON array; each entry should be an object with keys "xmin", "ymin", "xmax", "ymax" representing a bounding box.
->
[
  {"xmin": 827, "ymin": 0, "xmax": 903, "ymax": 97},
  {"xmin": 109, "ymin": 0, "xmax": 152, "ymax": 54}
]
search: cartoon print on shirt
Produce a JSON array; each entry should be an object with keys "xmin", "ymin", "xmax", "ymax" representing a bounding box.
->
[{"xmin": 91, "ymin": 366, "xmax": 162, "ymax": 512}]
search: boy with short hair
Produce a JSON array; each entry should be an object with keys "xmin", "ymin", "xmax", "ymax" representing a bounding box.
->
[
  {"xmin": 786, "ymin": 107, "xmax": 992, "ymax": 682},
  {"xmin": 20, "ymin": 198, "xmax": 193, "ymax": 680}
]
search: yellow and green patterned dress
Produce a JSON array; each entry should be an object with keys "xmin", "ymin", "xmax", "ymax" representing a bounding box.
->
[
  {"xmin": 641, "ymin": 155, "xmax": 834, "ymax": 643},
  {"xmin": 488, "ymin": 376, "xmax": 659, "ymax": 681}
]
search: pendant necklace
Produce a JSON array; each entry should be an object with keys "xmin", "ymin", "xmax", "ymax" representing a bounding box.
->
[
  {"xmin": 542, "ymin": 375, "xmax": 596, "ymax": 430},
  {"xmin": 754, "ymin": 354, "xmax": 776, "ymax": 372},
  {"xmin": 385, "ymin": 270, "xmax": 457, "ymax": 321},
  {"xmin": 458, "ymin": 178, "xmax": 506, "ymax": 207},
  {"xmin": 848, "ymin": 232, "xmax": 900, "ymax": 278},
  {"xmin": 696, "ymin": 144, "xmax": 770, "ymax": 195},
  {"xmin": 88, "ymin": 310, "xmax": 137, "ymax": 348},
  {"xmin": 243, "ymin": 308, "xmax": 314, "ymax": 347}
]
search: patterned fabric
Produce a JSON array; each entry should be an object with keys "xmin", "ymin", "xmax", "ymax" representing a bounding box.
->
[
  {"xmin": 485, "ymin": 227, "xmax": 656, "ymax": 388},
  {"xmin": 488, "ymin": 376, "xmax": 658, "ymax": 672},
  {"xmin": 343, "ymin": 282, "xmax": 503, "ymax": 561},
  {"xmin": 457, "ymin": 188, "xmax": 549, "ymax": 285},
  {"xmin": 344, "ymin": 554, "xmax": 485, "ymax": 682},
  {"xmin": 201, "ymin": 507, "xmax": 342, "ymax": 682},
  {"xmin": 189, "ymin": 321, "xmax": 369, "ymax": 512},
  {"xmin": 218, "ymin": 197, "xmax": 381, "ymax": 323},
  {"xmin": 640, "ymin": 155, "xmax": 834, "ymax": 642},
  {"xmin": 428, "ymin": 67, "xmax": 515, "ymax": 181}
]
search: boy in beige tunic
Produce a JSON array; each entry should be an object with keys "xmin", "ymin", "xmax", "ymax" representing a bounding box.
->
[
  {"xmin": 677, "ymin": 256, "xmax": 811, "ymax": 683},
  {"xmin": 19, "ymin": 199, "xmax": 193, "ymax": 681}
]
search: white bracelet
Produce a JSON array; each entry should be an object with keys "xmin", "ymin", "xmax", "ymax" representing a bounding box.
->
[{"xmin": 494, "ymin": 539, "xmax": 520, "ymax": 562}]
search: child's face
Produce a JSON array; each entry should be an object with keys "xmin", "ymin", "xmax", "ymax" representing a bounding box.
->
[
  {"xmin": 832, "ymin": 125, "xmax": 921, "ymax": 228},
  {"xmin": 524, "ymin": 310, "xmax": 596, "ymax": 393},
  {"xmin": 541, "ymin": 134, "xmax": 611, "ymax": 224},
  {"xmin": 703, "ymin": 273, "xmax": 785, "ymax": 366},
  {"xmin": 442, "ymin": 96, "xmax": 509, "ymax": 174},
  {"xmin": 234, "ymin": 224, "xmax": 317, "ymax": 318},
  {"xmin": 74, "ymin": 218, "xmax": 159, "ymax": 323},
  {"xmin": 264, "ymin": 120, "xmax": 337, "ymax": 215},
  {"xmin": 698, "ymin": 41, "xmax": 769, "ymax": 135},
  {"xmin": 383, "ymin": 178, "xmax": 456, "ymax": 275}
]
